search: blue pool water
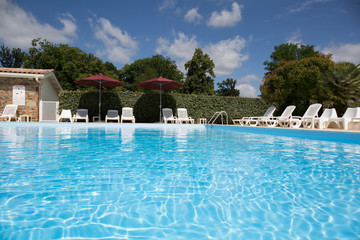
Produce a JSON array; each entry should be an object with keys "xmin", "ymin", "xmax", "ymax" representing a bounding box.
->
[{"xmin": 0, "ymin": 123, "xmax": 359, "ymax": 239}]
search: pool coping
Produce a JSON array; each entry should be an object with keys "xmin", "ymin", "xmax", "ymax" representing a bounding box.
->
[
  {"xmin": 210, "ymin": 124, "xmax": 360, "ymax": 144},
  {"xmin": 0, "ymin": 122, "xmax": 206, "ymax": 129},
  {"xmin": 1, "ymin": 122, "xmax": 359, "ymax": 144}
]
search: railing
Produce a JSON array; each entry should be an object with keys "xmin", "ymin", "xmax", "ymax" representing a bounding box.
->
[{"xmin": 207, "ymin": 111, "xmax": 228, "ymax": 126}]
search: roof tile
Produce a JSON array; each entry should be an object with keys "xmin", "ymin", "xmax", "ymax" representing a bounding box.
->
[{"xmin": 0, "ymin": 67, "xmax": 54, "ymax": 75}]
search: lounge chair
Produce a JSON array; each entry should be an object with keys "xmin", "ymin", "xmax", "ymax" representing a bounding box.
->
[
  {"xmin": 0, "ymin": 104, "xmax": 18, "ymax": 122},
  {"xmin": 162, "ymin": 108, "xmax": 177, "ymax": 124},
  {"xmin": 314, "ymin": 108, "xmax": 338, "ymax": 129},
  {"xmin": 327, "ymin": 107, "xmax": 360, "ymax": 130},
  {"xmin": 288, "ymin": 103, "xmax": 322, "ymax": 128},
  {"xmin": 121, "ymin": 107, "xmax": 135, "ymax": 123},
  {"xmin": 248, "ymin": 106, "xmax": 277, "ymax": 126},
  {"xmin": 265, "ymin": 105, "xmax": 296, "ymax": 127},
  {"xmin": 105, "ymin": 110, "xmax": 120, "ymax": 123},
  {"xmin": 232, "ymin": 106, "xmax": 276, "ymax": 126},
  {"xmin": 72, "ymin": 109, "xmax": 89, "ymax": 123},
  {"xmin": 349, "ymin": 108, "xmax": 360, "ymax": 130},
  {"xmin": 57, "ymin": 109, "xmax": 73, "ymax": 123},
  {"xmin": 177, "ymin": 108, "xmax": 194, "ymax": 124}
]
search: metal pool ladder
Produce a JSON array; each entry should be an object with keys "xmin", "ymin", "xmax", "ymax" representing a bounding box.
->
[{"xmin": 207, "ymin": 111, "xmax": 228, "ymax": 126}]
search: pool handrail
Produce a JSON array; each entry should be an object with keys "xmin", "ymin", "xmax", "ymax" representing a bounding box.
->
[{"xmin": 208, "ymin": 111, "xmax": 228, "ymax": 126}]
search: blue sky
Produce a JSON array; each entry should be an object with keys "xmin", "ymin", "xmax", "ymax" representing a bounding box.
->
[{"xmin": 0, "ymin": 0, "xmax": 359, "ymax": 97}]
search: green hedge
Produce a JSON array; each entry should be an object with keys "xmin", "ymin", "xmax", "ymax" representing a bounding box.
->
[{"xmin": 59, "ymin": 91, "xmax": 270, "ymax": 123}]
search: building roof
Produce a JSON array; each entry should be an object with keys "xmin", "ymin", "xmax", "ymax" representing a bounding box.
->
[
  {"xmin": 0, "ymin": 68, "xmax": 54, "ymax": 74},
  {"xmin": 0, "ymin": 67, "xmax": 62, "ymax": 92}
]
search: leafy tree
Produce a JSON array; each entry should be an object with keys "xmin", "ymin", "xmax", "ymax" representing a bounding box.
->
[
  {"xmin": 0, "ymin": 45, "xmax": 25, "ymax": 68},
  {"xmin": 24, "ymin": 38, "xmax": 119, "ymax": 90},
  {"xmin": 134, "ymin": 67, "xmax": 158, "ymax": 88},
  {"xmin": 183, "ymin": 48, "xmax": 216, "ymax": 95},
  {"xmin": 216, "ymin": 78, "xmax": 240, "ymax": 96},
  {"xmin": 119, "ymin": 54, "xmax": 184, "ymax": 91},
  {"xmin": 321, "ymin": 62, "xmax": 360, "ymax": 114},
  {"xmin": 264, "ymin": 43, "xmax": 319, "ymax": 73},
  {"xmin": 260, "ymin": 54, "xmax": 334, "ymax": 114}
]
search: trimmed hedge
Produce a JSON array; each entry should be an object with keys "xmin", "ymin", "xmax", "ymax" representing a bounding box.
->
[{"xmin": 59, "ymin": 91, "xmax": 270, "ymax": 123}]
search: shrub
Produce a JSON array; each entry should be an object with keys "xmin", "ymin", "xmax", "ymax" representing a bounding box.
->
[{"xmin": 59, "ymin": 91, "xmax": 270, "ymax": 123}]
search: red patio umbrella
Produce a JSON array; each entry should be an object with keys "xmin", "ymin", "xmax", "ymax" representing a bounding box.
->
[
  {"xmin": 75, "ymin": 74, "xmax": 123, "ymax": 120},
  {"xmin": 139, "ymin": 76, "xmax": 183, "ymax": 122}
]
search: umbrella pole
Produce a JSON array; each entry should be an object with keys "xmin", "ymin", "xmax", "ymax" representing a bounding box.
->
[
  {"xmin": 99, "ymin": 81, "xmax": 101, "ymax": 121},
  {"xmin": 159, "ymin": 84, "xmax": 162, "ymax": 123}
]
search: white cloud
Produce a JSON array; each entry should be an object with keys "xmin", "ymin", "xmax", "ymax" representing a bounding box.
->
[
  {"xmin": 184, "ymin": 8, "xmax": 202, "ymax": 24},
  {"xmin": 289, "ymin": 0, "xmax": 331, "ymax": 13},
  {"xmin": 323, "ymin": 42, "xmax": 360, "ymax": 64},
  {"xmin": 155, "ymin": 37, "xmax": 171, "ymax": 54},
  {"xmin": 166, "ymin": 33, "xmax": 196, "ymax": 59},
  {"xmin": 235, "ymin": 75, "xmax": 260, "ymax": 97},
  {"xmin": 0, "ymin": 0, "xmax": 77, "ymax": 49},
  {"xmin": 235, "ymin": 84, "xmax": 257, "ymax": 98},
  {"xmin": 205, "ymin": 36, "xmax": 249, "ymax": 76},
  {"xmin": 287, "ymin": 29, "xmax": 302, "ymax": 44},
  {"xmin": 155, "ymin": 32, "xmax": 198, "ymax": 71},
  {"xmin": 90, "ymin": 16, "xmax": 138, "ymax": 64},
  {"xmin": 207, "ymin": 2, "xmax": 243, "ymax": 27},
  {"xmin": 155, "ymin": 33, "xmax": 248, "ymax": 75},
  {"xmin": 237, "ymin": 74, "xmax": 260, "ymax": 83},
  {"xmin": 159, "ymin": 0, "xmax": 176, "ymax": 11}
]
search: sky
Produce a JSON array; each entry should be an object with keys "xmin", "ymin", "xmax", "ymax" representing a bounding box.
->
[{"xmin": 0, "ymin": 0, "xmax": 359, "ymax": 97}]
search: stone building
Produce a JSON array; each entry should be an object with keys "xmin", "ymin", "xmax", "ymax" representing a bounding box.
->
[{"xmin": 0, "ymin": 68, "xmax": 62, "ymax": 122}]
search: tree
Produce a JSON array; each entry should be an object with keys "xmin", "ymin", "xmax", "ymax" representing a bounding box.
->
[
  {"xmin": 216, "ymin": 78, "xmax": 240, "ymax": 96},
  {"xmin": 264, "ymin": 43, "xmax": 319, "ymax": 73},
  {"xmin": 119, "ymin": 54, "xmax": 184, "ymax": 91},
  {"xmin": 23, "ymin": 38, "xmax": 119, "ymax": 90},
  {"xmin": 260, "ymin": 54, "xmax": 334, "ymax": 114},
  {"xmin": 183, "ymin": 48, "xmax": 216, "ymax": 95},
  {"xmin": 0, "ymin": 45, "xmax": 25, "ymax": 68},
  {"xmin": 321, "ymin": 62, "xmax": 360, "ymax": 114}
]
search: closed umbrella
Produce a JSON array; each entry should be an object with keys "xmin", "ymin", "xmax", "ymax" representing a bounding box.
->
[
  {"xmin": 139, "ymin": 76, "xmax": 183, "ymax": 122},
  {"xmin": 75, "ymin": 74, "xmax": 123, "ymax": 121}
]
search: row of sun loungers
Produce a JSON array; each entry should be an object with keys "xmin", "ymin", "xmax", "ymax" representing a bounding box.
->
[
  {"xmin": 2, "ymin": 103, "xmax": 358, "ymax": 129},
  {"xmin": 57, "ymin": 107, "xmax": 195, "ymax": 124},
  {"xmin": 162, "ymin": 108, "xmax": 194, "ymax": 124},
  {"xmin": 104, "ymin": 108, "xmax": 135, "ymax": 123},
  {"xmin": 58, "ymin": 108, "xmax": 135, "ymax": 123},
  {"xmin": 233, "ymin": 104, "xmax": 360, "ymax": 130},
  {"xmin": 0, "ymin": 104, "xmax": 195, "ymax": 124}
]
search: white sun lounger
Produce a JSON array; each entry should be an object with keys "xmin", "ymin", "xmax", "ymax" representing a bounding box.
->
[
  {"xmin": 314, "ymin": 108, "xmax": 338, "ymax": 129},
  {"xmin": 162, "ymin": 108, "xmax": 177, "ymax": 124},
  {"xmin": 121, "ymin": 107, "xmax": 135, "ymax": 123},
  {"xmin": 288, "ymin": 103, "xmax": 322, "ymax": 128},
  {"xmin": 0, "ymin": 104, "xmax": 18, "ymax": 122},
  {"xmin": 232, "ymin": 106, "xmax": 276, "ymax": 126},
  {"xmin": 327, "ymin": 107, "xmax": 360, "ymax": 130},
  {"xmin": 349, "ymin": 108, "xmax": 360, "ymax": 130},
  {"xmin": 265, "ymin": 105, "xmax": 296, "ymax": 127},
  {"xmin": 177, "ymin": 108, "xmax": 194, "ymax": 124},
  {"xmin": 249, "ymin": 106, "xmax": 276, "ymax": 126},
  {"xmin": 57, "ymin": 109, "xmax": 73, "ymax": 123},
  {"xmin": 105, "ymin": 110, "xmax": 120, "ymax": 123},
  {"xmin": 72, "ymin": 109, "xmax": 89, "ymax": 123}
]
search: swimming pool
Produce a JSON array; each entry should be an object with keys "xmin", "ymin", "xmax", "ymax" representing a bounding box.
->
[{"xmin": 1, "ymin": 123, "xmax": 359, "ymax": 239}]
